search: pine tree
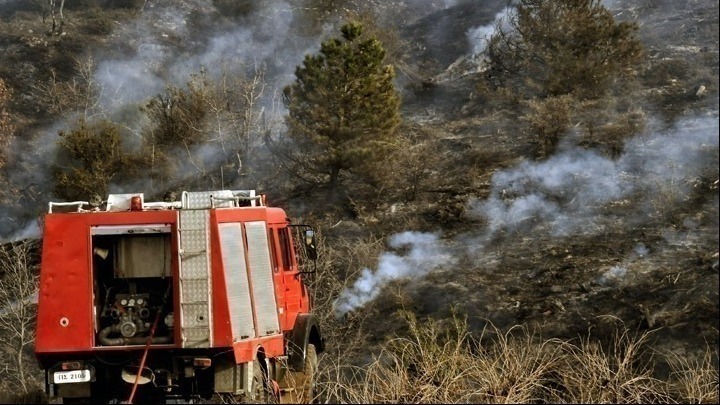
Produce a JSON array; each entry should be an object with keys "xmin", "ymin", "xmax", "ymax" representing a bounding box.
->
[
  {"xmin": 483, "ymin": 0, "xmax": 643, "ymax": 100},
  {"xmin": 283, "ymin": 21, "xmax": 401, "ymax": 198}
]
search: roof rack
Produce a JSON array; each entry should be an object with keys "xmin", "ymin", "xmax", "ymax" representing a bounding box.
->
[
  {"xmin": 47, "ymin": 190, "xmax": 264, "ymax": 213},
  {"xmin": 182, "ymin": 189, "xmax": 262, "ymax": 209},
  {"xmin": 47, "ymin": 201, "xmax": 91, "ymax": 213}
]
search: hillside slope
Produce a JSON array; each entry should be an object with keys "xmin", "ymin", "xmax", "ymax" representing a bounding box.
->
[{"xmin": 0, "ymin": 0, "xmax": 717, "ymax": 402}]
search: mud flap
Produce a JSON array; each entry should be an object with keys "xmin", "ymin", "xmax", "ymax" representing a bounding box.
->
[{"xmin": 56, "ymin": 383, "xmax": 91, "ymax": 399}]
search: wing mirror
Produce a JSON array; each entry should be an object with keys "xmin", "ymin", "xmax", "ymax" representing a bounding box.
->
[{"xmin": 304, "ymin": 229, "xmax": 317, "ymax": 261}]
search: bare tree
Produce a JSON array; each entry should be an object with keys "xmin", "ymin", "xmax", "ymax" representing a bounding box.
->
[
  {"xmin": 214, "ymin": 63, "xmax": 268, "ymax": 177},
  {"xmin": 35, "ymin": 56, "xmax": 104, "ymax": 121},
  {"xmin": 234, "ymin": 63, "xmax": 266, "ymax": 175},
  {"xmin": 0, "ymin": 240, "xmax": 40, "ymax": 394},
  {"xmin": 48, "ymin": 0, "xmax": 66, "ymax": 35},
  {"xmin": 174, "ymin": 65, "xmax": 270, "ymax": 187},
  {"xmin": 0, "ymin": 79, "xmax": 14, "ymax": 171}
]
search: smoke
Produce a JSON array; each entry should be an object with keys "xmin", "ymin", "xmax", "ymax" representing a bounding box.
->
[
  {"xmin": 466, "ymin": 7, "xmax": 513, "ymax": 55},
  {"xmin": 599, "ymin": 265, "xmax": 628, "ymax": 285},
  {"xmin": 469, "ymin": 117, "xmax": 719, "ymax": 241},
  {"xmin": 601, "ymin": 0, "xmax": 621, "ymax": 8},
  {"xmin": 0, "ymin": 220, "xmax": 41, "ymax": 243},
  {"xmin": 335, "ymin": 116, "xmax": 718, "ymax": 315},
  {"xmin": 478, "ymin": 149, "xmax": 630, "ymax": 238},
  {"xmin": 598, "ymin": 242, "xmax": 648, "ymax": 285},
  {"xmin": 94, "ymin": 0, "xmax": 311, "ymax": 117},
  {"xmin": 333, "ymin": 231, "xmax": 457, "ymax": 317}
]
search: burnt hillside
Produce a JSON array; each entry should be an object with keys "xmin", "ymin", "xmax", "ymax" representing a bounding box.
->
[{"xmin": 0, "ymin": 0, "xmax": 718, "ymax": 403}]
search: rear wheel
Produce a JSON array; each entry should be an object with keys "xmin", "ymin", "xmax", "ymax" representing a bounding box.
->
[{"xmin": 280, "ymin": 344, "xmax": 317, "ymax": 404}]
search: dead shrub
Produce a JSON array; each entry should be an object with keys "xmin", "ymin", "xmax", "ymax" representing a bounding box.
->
[
  {"xmin": 381, "ymin": 135, "xmax": 442, "ymax": 203},
  {"xmin": 554, "ymin": 326, "xmax": 669, "ymax": 403},
  {"xmin": 577, "ymin": 102, "xmax": 647, "ymax": 158},
  {"xmin": 665, "ymin": 345, "xmax": 719, "ymax": 404},
  {"xmin": 79, "ymin": 15, "xmax": 115, "ymax": 35},
  {"xmin": 318, "ymin": 312, "xmax": 564, "ymax": 404},
  {"xmin": 523, "ymin": 95, "xmax": 574, "ymax": 158}
]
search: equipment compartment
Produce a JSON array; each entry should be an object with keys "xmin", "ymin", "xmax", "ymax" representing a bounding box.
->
[{"xmin": 91, "ymin": 231, "xmax": 174, "ymax": 346}]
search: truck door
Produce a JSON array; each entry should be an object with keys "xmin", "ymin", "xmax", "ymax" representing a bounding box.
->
[{"xmin": 278, "ymin": 227, "xmax": 304, "ymax": 316}]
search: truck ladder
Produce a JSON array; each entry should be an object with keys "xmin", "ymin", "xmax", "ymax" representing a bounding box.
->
[{"xmin": 178, "ymin": 208, "xmax": 213, "ymax": 348}]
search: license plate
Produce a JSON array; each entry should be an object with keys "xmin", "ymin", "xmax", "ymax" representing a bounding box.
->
[{"xmin": 53, "ymin": 369, "xmax": 91, "ymax": 384}]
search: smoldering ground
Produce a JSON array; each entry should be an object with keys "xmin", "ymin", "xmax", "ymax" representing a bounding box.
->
[{"xmin": 334, "ymin": 116, "xmax": 719, "ymax": 316}]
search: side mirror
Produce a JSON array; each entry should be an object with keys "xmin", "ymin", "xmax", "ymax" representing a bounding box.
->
[{"xmin": 304, "ymin": 230, "xmax": 317, "ymax": 261}]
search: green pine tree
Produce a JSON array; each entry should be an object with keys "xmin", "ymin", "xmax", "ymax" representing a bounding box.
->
[
  {"xmin": 483, "ymin": 0, "xmax": 643, "ymax": 100},
  {"xmin": 283, "ymin": 21, "xmax": 401, "ymax": 199}
]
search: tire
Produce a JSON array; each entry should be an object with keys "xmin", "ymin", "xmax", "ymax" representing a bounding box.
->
[
  {"xmin": 280, "ymin": 344, "xmax": 317, "ymax": 404},
  {"xmin": 302, "ymin": 344, "xmax": 318, "ymax": 403},
  {"xmin": 249, "ymin": 360, "xmax": 269, "ymax": 403}
]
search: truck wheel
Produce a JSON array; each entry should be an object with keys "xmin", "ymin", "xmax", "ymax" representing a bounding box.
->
[
  {"xmin": 280, "ymin": 343, "xmax": 317, "ymax": 404},
  {"xmin": 302, "ymin": 343, "xmax": 318, "ymax": 403},
  {"xmin": 250, "ymin": 361, "xmax": 269, "ymax": 403}
]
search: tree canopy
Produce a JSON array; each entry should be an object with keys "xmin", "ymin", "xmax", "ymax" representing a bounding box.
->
[
  {"xmin": 283, "ymin": 21, "xmax": 401, "ymax": 197},
  {"xmin": 52, "ymin": 119, "xmax": 137, "ymax": 201},
  {"xmin": 482, "ymin": 0, "xmax": 644, "ymax": 100}
]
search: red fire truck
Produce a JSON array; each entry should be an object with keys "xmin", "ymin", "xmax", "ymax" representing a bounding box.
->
[{"xmin": 34, "ymin": 189, "xmax": 323, "ymax": 403}]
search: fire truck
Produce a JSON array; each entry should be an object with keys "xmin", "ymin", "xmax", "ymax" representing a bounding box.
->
[{"xmin": 34, "ymin": 189, "xmax": 323, "ymax": 403}]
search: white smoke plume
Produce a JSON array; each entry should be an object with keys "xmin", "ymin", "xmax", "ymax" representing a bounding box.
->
[
  {"xmin": 469, "ymin": 117, "xmax": 719, "ymax": 242},
  {"xmin": 598, "ymin": 242, "xmax": 648, "ymax": 285},
  {"xmin": 0, "ymin": 220, "xmax": 41, "ymax": 243},
  {"xmin": 466, "ymin": 7, "xmax": 513, "ymax": 55},
  {"xmin": 334, "ymin": 231, "xmax": 457, "ymax": 317},
  {"xmin": 335, "ymin": 116, "xmax": 718, "ymax": 315},
  {"xmin": 93, "ymin": 0, "xmax": 308, "ymax": 116}
]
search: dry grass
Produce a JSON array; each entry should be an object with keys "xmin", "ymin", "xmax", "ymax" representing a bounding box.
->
[
  {"xmin": 314, "ymin": 312, "xmax": 717, "ymax": 404},
  {"xmin": 306, "ymin": 224, "xmax": 718, "ymax": 405},
  {"xmin": 665, "ymin": 344, "xmax": 719, "ymax": 404},
  {"xmin": 552, "ymin": 323, "xmax": 669, "ymax": 403}
]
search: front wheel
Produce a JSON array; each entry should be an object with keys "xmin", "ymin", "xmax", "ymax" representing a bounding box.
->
[{"xmin": 280, "ymin": 344, "xmax": 317, "ymax": 404}]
